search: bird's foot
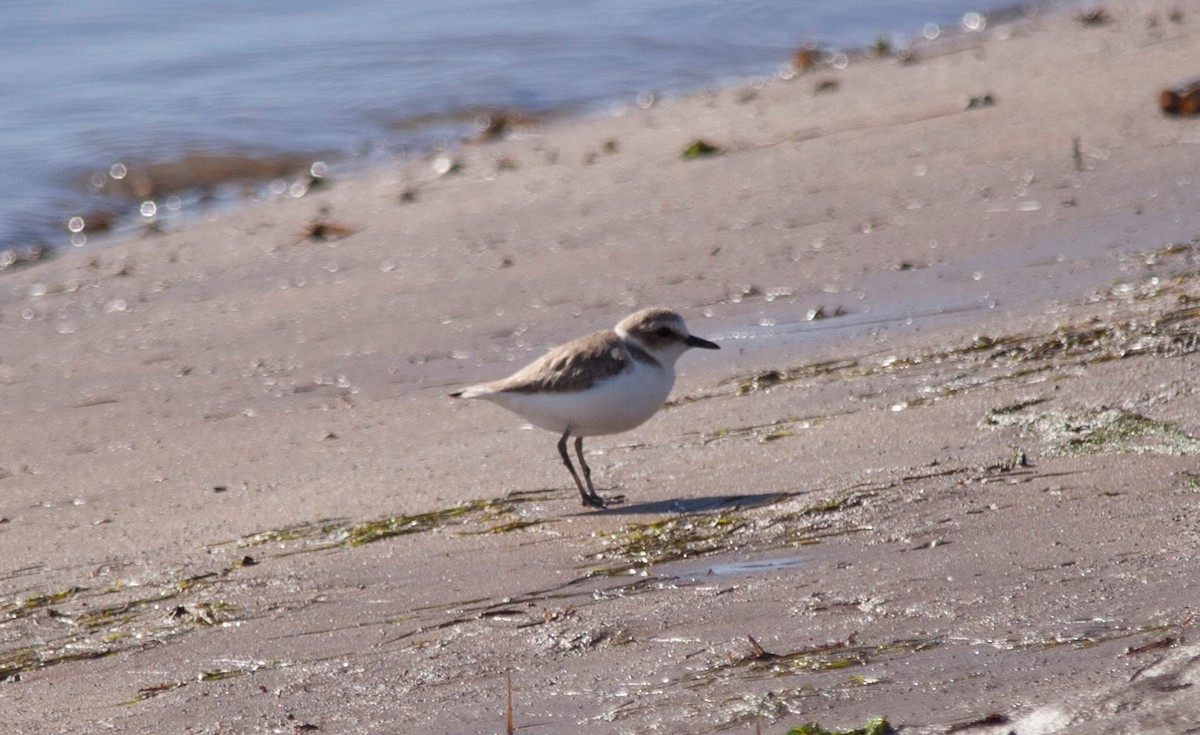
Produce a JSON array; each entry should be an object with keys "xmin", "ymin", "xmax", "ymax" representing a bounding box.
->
[
  {"xmin": 581, "ymin": 492, "xmax": 625, "ymax": 509},
  {"xmin": 581, "ymin": 493, "xmax": 607, "ymax": 509}
]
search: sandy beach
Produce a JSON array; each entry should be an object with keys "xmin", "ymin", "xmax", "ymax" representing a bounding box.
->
[{"xmin": 3, "ymin": 2, "xmax": 1200, "ymax": 732}]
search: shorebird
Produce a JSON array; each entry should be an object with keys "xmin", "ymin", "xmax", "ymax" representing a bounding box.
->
[{"xmin": 450, "ymin": 308, "xmax": 719, "ymax": 507}]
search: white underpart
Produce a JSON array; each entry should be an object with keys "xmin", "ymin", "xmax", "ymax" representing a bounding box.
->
[{"xmin": 473, "ymin": 341, "xmax": 676, "ymax": 436}]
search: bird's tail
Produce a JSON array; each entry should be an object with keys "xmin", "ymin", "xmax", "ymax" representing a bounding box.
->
[{"xmin": 449, "ymin": 385, "xmax": 491, "ymax": 399}]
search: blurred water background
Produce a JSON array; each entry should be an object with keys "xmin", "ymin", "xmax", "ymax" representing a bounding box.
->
[{"xmin": 0, "ymin": 0, "xmax": 1044, "ymax": 255}]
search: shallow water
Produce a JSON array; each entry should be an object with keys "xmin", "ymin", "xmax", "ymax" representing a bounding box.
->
[
  {"xmin": 684, "ymin": 554, "xmax": 811, "ymax": 578},
  {"xmin": 704, "ymin": 202, "xmax": 1200, "ymax": 361},
  {"xmin": 2, "ymin": 0, "xmax": 1039, "ymax": 253}
]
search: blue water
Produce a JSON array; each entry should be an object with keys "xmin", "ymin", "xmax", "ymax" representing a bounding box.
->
[{"xmin": 1, "ymin": 0, "xmax": 1027, "ymax": 252}]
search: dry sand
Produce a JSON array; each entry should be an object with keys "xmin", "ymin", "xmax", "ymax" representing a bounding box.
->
[{"xmin": 2, "ymin": 2, "xmax": 1200, "ymax": 733}]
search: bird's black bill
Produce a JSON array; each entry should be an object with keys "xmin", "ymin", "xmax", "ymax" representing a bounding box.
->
[{"xmin": 685, "ymin": 335, "xmax": 720, "ymax": 350}]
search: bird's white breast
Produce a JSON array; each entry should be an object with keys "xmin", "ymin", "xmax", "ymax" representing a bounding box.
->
[{"xmin": 485, "ymin": 358, "xmax": 675, "ymax": 437}]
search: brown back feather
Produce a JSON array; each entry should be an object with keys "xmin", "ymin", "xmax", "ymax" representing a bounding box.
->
[{"xmin": 498, "ymin": 330, "xmax": 630, "ymax": 394}]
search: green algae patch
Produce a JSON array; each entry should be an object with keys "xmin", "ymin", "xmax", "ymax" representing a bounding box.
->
[
  {"xmin": 728, "ymin": 359, "xmax": 862, "ymax": 396},
  {"xmin": 985, "ymin": 406, "xmax": 1200, "ymax": 457},
  {"xmin": 789, "ymin": 716, "xmax": 894, "ymax": 735},
  {"xmin": 0, "ymin": 493, "xmax": 551, "ymax": 691},
  {"xmin": 0, "ymin": 563, "xmax": 253, "ymax": 682},
  {"xmin": 585, "ymin": 489, "xmax": 877, "ymax": 577},
  {"xmin": 591, "ymin": 513, "xmax": 749, "ymax": 573},
  {"xmin": 1, "ymin": 586, "xmax": 240, "ymax": 681},
  {"xmin": 339, "ymin": 501, "xmax": 487, "ymax": 546},
  {"xmin": 8, "ymin": 587, "xmax": 85, "ymax": 612},
  {"xmin": 237, "ymin": 491, "xmax": 556, "ymax": 554},
  {"xmin": 982, "ymin": 617, "xmax": 1185, "ymax": 653},
  {"xmin": 682, "ymin": 139, "xmax": 722, "ymax": 158},
  {"xmin": 687, "ymin": 634, "xmax": 939, "ymax": 693},
  {"xmin": 767, "ymin": 491, "xmax": 877, "ymax": 546},
  {"xmin": 731, "ymin": 636, "xmax": 936, "ymax": 679}
]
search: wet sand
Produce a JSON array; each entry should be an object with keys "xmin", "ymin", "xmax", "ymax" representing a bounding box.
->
[{"xmin": 2, "ymin": 2, "xmax": 1199, "ymax": 732}]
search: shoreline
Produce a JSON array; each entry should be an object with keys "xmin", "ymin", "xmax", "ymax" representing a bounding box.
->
[
  {"xmin": 1, "ymin": 0, "xmax": 1056, "ymax": 268},
  {"xmin": 2, "ymin": 1, "xmax": 1200, "ymax": 732}
]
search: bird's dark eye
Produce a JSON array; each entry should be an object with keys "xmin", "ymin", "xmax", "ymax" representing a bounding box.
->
[{"xmin": 655, "ymin": 327, "xmax": 673, "ymax": 338}]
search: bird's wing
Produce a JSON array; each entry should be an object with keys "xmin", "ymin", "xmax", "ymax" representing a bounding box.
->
[{"xmin": 490, "ymin": 330, "xmax": 628, "ymax": 394}]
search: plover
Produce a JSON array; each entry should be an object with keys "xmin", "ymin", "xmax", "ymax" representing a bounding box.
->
[{"xmin": 450, "ymin": 308, "xmax": 719, "ymax": 507}]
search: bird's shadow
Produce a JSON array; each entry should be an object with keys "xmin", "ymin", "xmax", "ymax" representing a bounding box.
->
[{"xmin": 578, "ymin": 491, "xmax": 796, "ymax": 516}]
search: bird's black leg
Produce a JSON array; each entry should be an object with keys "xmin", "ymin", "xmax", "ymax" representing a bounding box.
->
[
  {"xmin": 574, "ymin": 436, "xmax": 623, "ymax": 506},
  {"xmin": 558, "ymin": 430, "xmax": 605, "ymax": 508},
  {"xmin": 573, "ymin": 435, "xmax": 606, "ymax": 506}
]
